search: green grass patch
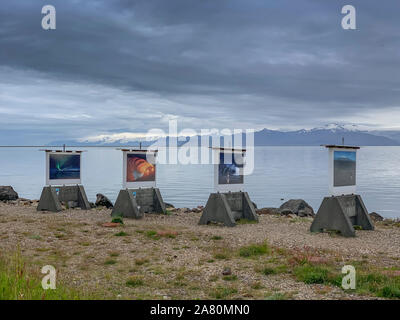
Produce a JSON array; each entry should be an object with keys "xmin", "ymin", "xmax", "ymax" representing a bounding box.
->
[
  {"xmin": 209, "ymin": 286, "xmax": 238, "ymax": 299},
  {"xmin": 114, "ymin": 231, "xmax": 128, "ymax": 237},
  {"xmin": 0, "ymin": 249, "xmax": 94, "ymax": 299},
  {"xmin": 211, "ymin": 236, "xmax": 223, "ymax": 240},
  {"xmin": 111, "ymin": 216, "xmax": 124, "ymax": 225},
  {"xmin": 239, "ymin": 243, "xmax": 270, "ymax": 258},
  {"xmin": 236, "ymin": 219, "xmax": 258, "ymax": 225},
  {"xmin": 104, "ymin": 259, "xmax": 117, "ymax": 265},
  {"xmin": 126, "ymin": 276, "xmax": 144, "ymax": 288},
  {"xmin": 145, "ymin": 230, "xmax": 160, "ymax": 240},
  {"xmin": 222, "ymin": 275, "xmax": 238, "ymax": 281}
]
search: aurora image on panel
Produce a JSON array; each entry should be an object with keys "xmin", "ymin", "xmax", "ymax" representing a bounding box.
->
[
  {"xmin": 49, "ymin": 154, "xmax": 81, "ymax": 180},
  {"xmin": 218, "ymin": 152, "xmax": 244, "ymax": 185},
  {"xmin": 334, "ymin": 151, "xmax": 356, "ymax": 187},
  {"xmin": 127, "ymin": 153, "xmax": 155, "ymax": 182}
]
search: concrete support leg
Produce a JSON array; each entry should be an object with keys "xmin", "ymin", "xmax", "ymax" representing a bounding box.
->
[
  {"xmin": 310, "ymin": 194, "xmax": 374, "ymax": 237},
  {"xmin": 111, "ymin": 189, "xmax": 142, "ymax": 219},
  {"xmin": 37, "ymin": 186, "xmax": 62, "ymax": 212}
]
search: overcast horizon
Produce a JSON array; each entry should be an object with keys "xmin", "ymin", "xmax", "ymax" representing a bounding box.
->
[{"xmin": 1, "ymin": 1, "xmax": 400, "ymax": 144}]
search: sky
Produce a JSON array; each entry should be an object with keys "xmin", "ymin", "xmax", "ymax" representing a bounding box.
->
[{"xmin": 1, "ymin": 0, "xmax": 400, "ymax": 144}]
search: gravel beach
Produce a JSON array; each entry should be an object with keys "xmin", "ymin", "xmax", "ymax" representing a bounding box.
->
[{"xmin": 0, "ymin": 201, "xmax": 399, "ymax": 300}]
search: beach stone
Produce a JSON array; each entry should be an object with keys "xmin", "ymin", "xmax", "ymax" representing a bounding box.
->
[
  {"xmin": 222, "ymin": 267, "xmax": 232, "ymax": 276},
  {"xmin": 164, "ymin": 202, "xmax": 175, "ymax": 208},
  {"xmin": 279, "ymin": 199, "xmax": 314, "ymax": 217},
  {"xmin": 280, "ymin": 208, "xmax": 293, "ymax": 216},
  {"xmin": 369, "ymin": 212, "xmax": 384, "ymax": 222},
  {"xmin": 95, "ymin": 193, "xmax": 113, "ymax": 208},
  {"xmin": 0, "ymin": 186, "xmax": 19, "ymax": 202}
]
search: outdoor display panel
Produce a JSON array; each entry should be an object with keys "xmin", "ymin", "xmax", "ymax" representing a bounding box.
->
[
  {"xmin": 123, "ymin": 150, "xmax": 157, "ymax": 188},
  {"xmin": 218, "ymin": 152, "xmax": 244, "ymax": 185},
  {"xmin": 333, "ymin": 151, "xmax": 356, "ymax": 187},
  {"xmin": 46, "ymin": 151, "xmax": 82, "ymax": 185},
  {"xmin": 214, "ymin": 148, "xmax": 245, "ymax": 193},
  {"xmin": 327, "ymin": 145, "xmax": 359, "ymax": 196}
]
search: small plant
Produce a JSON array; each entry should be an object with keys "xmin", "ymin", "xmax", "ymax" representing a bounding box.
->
[
  {"xmin": 353, "ymin": 225, "xmax": 363, "ymax": 230},
  {"xmin": 104, "ymin": 259, "xmax": 117, "ymax": 265},
  {"xmin": 109, "ymin": 252, "xmax": 120, "ymax": 257},
  {"xmin": 111, "ymin": 215, "xmax": 124, "ymax": 225},
  {"xmin": 222, "ymin": 275, "xmax": 238, "ymax": 281},
  {"xmin": 211, "ymin": 236, "xmax": 223, "ymax": 240},
  {"xmin": 145, "ymin": 230, "xmax": 160, "ymax": 240},
  {"xmin": 214, "ymin": 252, "xmax": 229, "ymax": 260},
  {"xmin": 236, "ymin": 219, "xmax": 257, "ymax": 225},
  {"xmin": 294, "ymin": 265, "xmax": 331, "ymax": 284},
  {"xmin": 126, "ymin": 276, "xmax": 144, "ymax": 287},
  {"xmin": 239, "ymin": 243, "xmax": 270, "ymax": 258},
  {"xmin": 114, "ymin": 231, "xmax": 128, "ymax": 237},
  {"xmin": 209, "ymin": 286, "xmax": 238, "ymax": 299},
  {"xmin": 134, "ymin": 258, "xmax": 149, "ymax": 266}
]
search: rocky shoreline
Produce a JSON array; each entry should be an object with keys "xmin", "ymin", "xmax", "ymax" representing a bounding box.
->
[{"xmin": 0, "ymin": 185, "xmax": 390, "ymax": 224}]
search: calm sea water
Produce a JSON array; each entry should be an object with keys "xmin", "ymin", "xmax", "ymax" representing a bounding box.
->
[{"xmin": 0, "ymin": 147, "xmax": 399, "ymax": 218}]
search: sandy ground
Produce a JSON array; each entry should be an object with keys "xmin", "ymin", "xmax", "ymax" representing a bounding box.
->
[{"xmin": 0, "ymin": 201, "xmax": 399, "ymax": 300}]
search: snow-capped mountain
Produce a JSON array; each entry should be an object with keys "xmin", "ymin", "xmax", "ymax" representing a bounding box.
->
[{"xmin": 48, "ymin": 124, "xmax": 400, "ymax": 146}]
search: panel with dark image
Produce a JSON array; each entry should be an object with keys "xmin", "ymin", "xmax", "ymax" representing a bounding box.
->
[
  {"xmin": 126, "ymin": 153, "xmax": 155, "ymax": 182},
  {"xmin": 49, "ymin": 154, "xmax": 81, "ymax": 180},
  {"xmin": 333, "ymin": 151, "xmax": 356, "ymax": 187},
  {"xmin": 218, "ymin": 152, "xmax": 244, "ymax": 185}
]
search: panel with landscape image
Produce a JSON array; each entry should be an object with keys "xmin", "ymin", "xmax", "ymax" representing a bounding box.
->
[
  {"xmin": 49, "ymin": 153, "xmax": 81, "ymax": 180},
  {"xmin": 333, "ymin": 151, "xmax": 356, "ymax": 187},
  {"xmin": 218, "ymin": 152, "xmax": 244, "ymax": 185}
]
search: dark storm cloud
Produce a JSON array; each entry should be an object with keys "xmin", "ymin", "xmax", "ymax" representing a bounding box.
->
[{"xmin": 0, "ymin": 0, "xmax": 400, "ymax": 143}]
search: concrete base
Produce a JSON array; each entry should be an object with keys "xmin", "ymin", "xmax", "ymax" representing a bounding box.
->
[
  {"xmin": 111, "ymin": 188, "xmax": 166, "ymax": 219},
  {"xmin": 310, "ymin": 194, "xmax": 374, "ymax": 237},
  {"xmin": 37, "ymin": 185, "xmax": 91, "ymax": 212},
  {"xmin": 199, "ymin": 191, "xmax": 258, "ymax": 227}
]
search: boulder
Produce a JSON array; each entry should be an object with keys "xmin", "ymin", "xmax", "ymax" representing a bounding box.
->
[
  {"xmin": 164, "ymin": 202, "xmax": 175, "ymax": 208},
  {"xmin": 0, "ymin": 186, "xmax": 19, "ymax": 201},
  {"xmin": 369, "ymin": 212, "xmax": 384, "ymax": 222},
  {"xmin": 95, "ymin": 194, "xmax": 113, "ymax": 208},
  {"xmin": 279, "ymin": 199, "xmax": 314, "ymax": 217}
]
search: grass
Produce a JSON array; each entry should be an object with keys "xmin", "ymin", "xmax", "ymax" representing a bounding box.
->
[
  {"xmin": 209, "ymin": 286, "xmax": 238, "ymax": 299},
  {"xmin": 145, "ymin": 230, "xmax": 160, "ymax": 240},
  {"xmin": 126, "ymin": 276, "xmax": 144, "ymax": 288},
  {"xmin": 114, "ymin": 231, "xmax": 128, "ymax": 237},
  {"xmin": 238, "ymin": 243, "xmax": 270, "ymax": 258},
  {"xmin": 211, "ymin": 236, "xmax": 223, "ymax": 240},
  {"xmin": 104, "ymin": 259, "xmax": 117, "ymax": 265},
  {"xmin": 222, "ymin": 275, "xmax": 238, "ymax": 281},
  {"xmin": 0, "ymin": 249, "xmax": 93, "ymax": 299},
  {"xmin": 111, "ymin": 216, "xmax": 124, "ymax": 225},
  {"xmin": 236, "ymin": 219, "xmax": 258, "ymax": 225}
]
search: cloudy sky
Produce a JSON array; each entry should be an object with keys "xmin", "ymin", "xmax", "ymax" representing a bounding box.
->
[{"xmin": 1, "ymin": 0, "xmax": 400, "ymax": 144}]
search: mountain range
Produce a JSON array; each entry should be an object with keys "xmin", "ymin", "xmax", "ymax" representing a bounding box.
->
[{"xmin": 49, "ymin": 124, "xmax": 400, "ymax": 147}]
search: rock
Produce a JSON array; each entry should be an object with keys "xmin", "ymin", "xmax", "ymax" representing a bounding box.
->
[
  {"xmin": 89, "ymin": 202, "xmax": 96, "ymax": 209},
  {"xmin": 102, "ymin": 222, "xmax": 120, "ymax": 228},
  {"xmin": 280, "ymin": 209, "xmax": 293, "ymax": 216},
  {"xmin": 66, "ymin": 201, "xmax": 78, "ymax": 209},
  {"xmin": 164, "ymin": 202, "xmax": 175, "ymax": 208},
  {"xmin": 222, "ymin": 267, "xmax": 232, "ymax": 276},
  {"xmin": 0, "ymin": 186, "xmax": 19, "ymax": 201},
  {"xmin": 95, "ymin": 193, "xmax": 113, "ymax": 208},
  {"xmin": 279, "ymin": 199, "xmax": 314, "ymax": 217},
  {"xmin": 256, "ymin": 207, "xmax": 280, "ymax": 215},
  {"xmin": 369, "ymin": 212, "xmax": 384, "ymax": 222}
]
